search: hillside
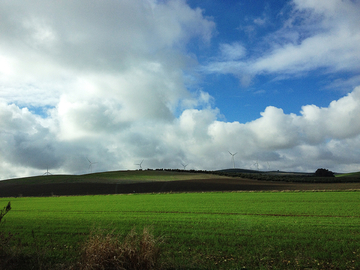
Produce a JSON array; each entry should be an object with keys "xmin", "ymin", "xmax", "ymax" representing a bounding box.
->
[
  {"xmin": 0, "ymin": 169, "xmax": 360, "ymax": 197},
  {"xmin": 0, "ymin": 170, "xmax": 227, "ymax": 186}
]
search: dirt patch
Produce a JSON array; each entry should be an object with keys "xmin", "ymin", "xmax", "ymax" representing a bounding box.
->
[{"xmin": 0, "ymin": 177, "xmax": 359, "ymax": 197}]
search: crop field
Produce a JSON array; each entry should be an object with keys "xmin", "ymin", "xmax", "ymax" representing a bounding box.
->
[{"xmin": 1, "ymin": 191, "xmax": 360, "ymax": 269}]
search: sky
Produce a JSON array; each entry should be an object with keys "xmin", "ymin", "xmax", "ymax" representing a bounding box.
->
[{"xmin": 1, "ymin": 0, "xmax": 360, "ymax": 179}]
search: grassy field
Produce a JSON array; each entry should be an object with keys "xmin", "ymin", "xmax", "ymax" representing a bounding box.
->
[
  {"xmin": 336, "ymin": 172, "xmax": 360, "ymax": 178},
  {"xmin": 1, "ymin": 191, "xmax": 360, "ymax": 269}
]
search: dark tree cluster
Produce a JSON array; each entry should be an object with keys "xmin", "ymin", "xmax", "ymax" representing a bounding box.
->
[{"xmin": 315, "ymin": 168, "xmax": 335, "ymax": 177}]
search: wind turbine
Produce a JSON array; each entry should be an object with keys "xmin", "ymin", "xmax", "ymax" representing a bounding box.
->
[
  {"xmin": 228, "ymin": 151, "xmax": 237, "ymax": 168},
  {"xmin": 253, "ymin": 159, "xmax": 259, "ymax": 171},
  {"xmin": 87, "ymin": 157, "xmax": 97, "ymax": 173},
  {"xmin": 181, "ymin": 163, "xmax": 188, "ymax": 170},
  {"xmin": 43, "ymin": 166, "xmax": 52, "ymax": 176},
  {"xmin": 135, "ymin": 160, "xmax": 144, "ymax": 170}
]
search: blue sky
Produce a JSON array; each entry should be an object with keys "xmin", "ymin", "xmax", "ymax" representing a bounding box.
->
[
  {"xmin": 187, "ymin": 0, "xmax": 354, "ymax": 123},
  {"xmin": 1, "ymin": 0, "xmax": 360, "ymax": 179}
]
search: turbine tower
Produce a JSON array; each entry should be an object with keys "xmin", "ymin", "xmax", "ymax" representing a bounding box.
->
[
  {"xmin": 228, "ymin": 151, "xmax": 237, "ymax": 169},
  {"xmin": 87, "ymin": 157, "xmax": 97, "ymax": 173},
  {"xmin": 135, "ymin": 160, "xmax": 144, "ymax": 170}
]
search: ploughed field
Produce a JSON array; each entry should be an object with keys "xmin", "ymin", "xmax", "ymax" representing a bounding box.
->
[{"xmin": 1, "ymin": 170, "xmax": 360, "ymax": 197}]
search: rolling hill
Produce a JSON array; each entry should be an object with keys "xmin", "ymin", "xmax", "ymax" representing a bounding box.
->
[{"xmin": 0, "ymin": 169, "xmax": 359, "ymax": 197}]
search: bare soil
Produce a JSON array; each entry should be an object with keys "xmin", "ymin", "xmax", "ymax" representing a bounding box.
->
[{"xmin": 0, "ymin": 177, "xmax": 359, "ymax": 197}]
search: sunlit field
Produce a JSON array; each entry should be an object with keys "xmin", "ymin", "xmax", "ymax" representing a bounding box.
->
[{"xmin": 1, "ymin": 191, "xmax": 359, "ymax": 269}]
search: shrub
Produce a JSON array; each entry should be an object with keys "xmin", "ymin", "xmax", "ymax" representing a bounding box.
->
[{"xmin": 79, "ymin": 227, "xmax": 162, "ymax": 270}]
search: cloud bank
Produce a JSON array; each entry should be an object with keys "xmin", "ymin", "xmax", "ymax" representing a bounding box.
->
[{"xmin": 1, "ymin": 0, "xmax": 360, "ymax": 179}]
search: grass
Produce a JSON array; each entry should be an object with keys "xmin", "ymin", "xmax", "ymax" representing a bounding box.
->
[
  {"xmin": 0, "ymin": 191, "xmax": 360, "ymax": 269},
  {"xmin": 336, "ymin": 171, "xmax": 360, "ymax": 177}
]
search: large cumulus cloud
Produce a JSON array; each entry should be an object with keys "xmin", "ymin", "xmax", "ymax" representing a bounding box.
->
[{"xmin": 2, "ymin": 85, "xmax": 360, "ymax": 179}]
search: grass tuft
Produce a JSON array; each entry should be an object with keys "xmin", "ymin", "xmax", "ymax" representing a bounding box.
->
[{"xmin": 79, "ymin": 227, "xmax": 162, "ymax": 270}]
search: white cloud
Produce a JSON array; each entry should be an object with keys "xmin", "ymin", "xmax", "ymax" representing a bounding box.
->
[
  {"xmin": 2, "ymin": 85, "xmax": 360, "ymax": 178},
  {"xmin": 248, "ymin": 107, "xmax": 300, "ymax": 150},
  {"xmin": 0, "ymin": 0, "xmax": 215, "ymax": 105},
  {"xmin": 219, "ymin": 42, "xmax": 246, "ymax": 61},
  {"xmin": 298, "ymin": 86, "xmax": 360, "ymax": 141}
]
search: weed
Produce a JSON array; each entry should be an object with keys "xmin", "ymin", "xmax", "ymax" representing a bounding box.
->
[
  {"xmin": 0, "ymin": 202, "xmax": 12, "ymax": 252},
  {"xmin": 0, "ymin": 202, "xmax": 13, "ymax": 269}
]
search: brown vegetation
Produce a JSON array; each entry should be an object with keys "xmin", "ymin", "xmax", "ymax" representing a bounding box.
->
[{"xmin": 77, "ymin": 227, "xmax": 162, "ymax": 270}]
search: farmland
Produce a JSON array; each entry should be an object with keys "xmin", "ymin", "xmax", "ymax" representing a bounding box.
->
[
  {"xmin": 1, "ymin": 169, "xmax": 360, "ymax": 197},
  {"xmin": 1, "ymin": 190, "xmax": 360, "ymax": 269}
]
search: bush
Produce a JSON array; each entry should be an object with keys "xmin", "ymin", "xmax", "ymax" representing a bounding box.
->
[
  {"xmin": 79, "ymin": 227, "xmax": 162, "ymax": 270},
  {"xmin": 315, "ymin": 168, "xmax": 335, "ymax": 177}
]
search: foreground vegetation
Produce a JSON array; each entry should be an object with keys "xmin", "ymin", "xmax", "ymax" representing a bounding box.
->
[{"xmin": 1, "ymin": 191, "xmax": 360, "ymax": 269}]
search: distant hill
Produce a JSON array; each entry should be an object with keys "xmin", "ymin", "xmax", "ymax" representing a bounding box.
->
[
  {"xmin": 216, "ymin": 168, "xmax": 261, "ymax": 174},
  {"xmin": 216, "ymin": 168, "xmax": 314, "ymax": 175},
  {"xmin": 0, "ymin": 170, "xmax": 229, "ymax": 186},
  {"xmin": 0, "ymin": 169, "xmax": 359, "ymax": 197}
]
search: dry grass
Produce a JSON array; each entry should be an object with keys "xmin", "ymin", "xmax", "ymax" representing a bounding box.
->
[{"xmin": 79, "ymin": 227, "xmax": 162, "ymax": 270}]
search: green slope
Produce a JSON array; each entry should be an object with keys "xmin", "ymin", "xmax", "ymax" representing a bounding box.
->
[{"xmin": 336, "ymin": 171, "xmax": 360, "ymax": 178}]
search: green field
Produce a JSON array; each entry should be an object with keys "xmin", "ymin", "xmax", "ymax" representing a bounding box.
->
[
  {"xmin": 336, "ymin": 172, "xmax": 360, "ymax": 178},
  {"xmin": 1, "ymin": 191, "xmax": 360, "ymax": 269}
]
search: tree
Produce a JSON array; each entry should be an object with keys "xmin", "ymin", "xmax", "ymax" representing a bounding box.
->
[{"xmin": 315, "ymin": 168, "xmax": 335, "ymax": 177}]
